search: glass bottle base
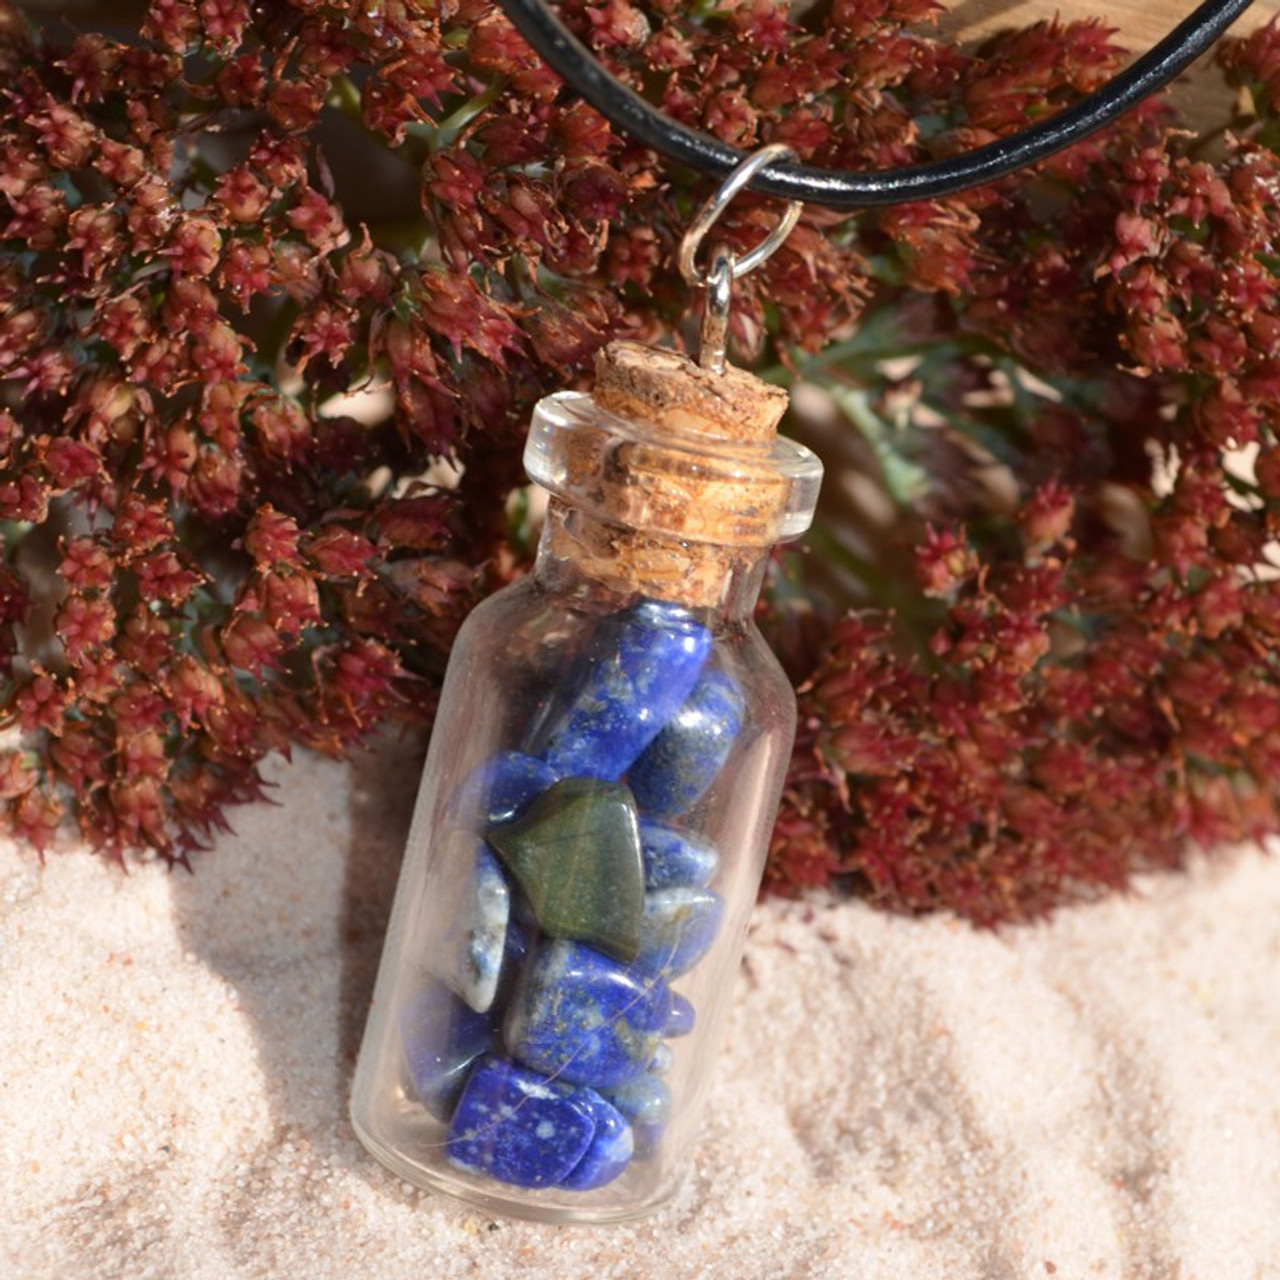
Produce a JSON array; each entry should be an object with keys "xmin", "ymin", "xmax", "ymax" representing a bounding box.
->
[{"xmin": 349, "ymin": 1108, "xmax": 682, "ymax": 1226}]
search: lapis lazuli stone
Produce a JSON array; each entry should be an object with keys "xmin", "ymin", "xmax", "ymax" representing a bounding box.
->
[
  {"xmin": 664, "ymin": 992, "xmax": 695, "ymax": 1038},
  {"xmin": 602, "ymin": 1074, "xmax": 671, "ymax": 1159},
  {"xmin": 647, "ymin": 1043, "xmax": 674, "ymax": 1076},
  {"xmin": 604, "ymin": 1073, "xmax": 671, "ymax": 1130},
  {"xmin": 487, "ymin": 778, "xmax": 645, "ymax": 962},
  {"xmin": 559, "ymin": 1092, "xmax": 635, "ymax": 1191},
  {"xmin": 636, "ymin": 887, "xmax": 723, "ymax": 978},
  {"xmin": 445, "ymin": 1056, "xmax": 597, "ymax": 1188},
  {"xmin": 435, "ymin": 838, "xmax": 511, "ymax": 1014},
  {"xmin": 502, "ymin": 914, "xmax": 530, "ymax": 975},
  {"xmin": 629, "ymin": 669, "xmax": 745, "ymax": 818},
  {"xmin": 451, "ymin": 751, "xmax": 559, "ymax": 828},
  {"xmin": 505, "ymin": 940, "xmax": 670, "ymax": 1087},
  {"xmin": 399, "ymin": 980, "xmax": 494, "ymax": 1121},
  {"xmin": 540, "ymin": 600, "xmax": 713, "ymax": 781},
  {"xmin": 639, "ymin": 819, "xmax": 719, "ymax": 891}
]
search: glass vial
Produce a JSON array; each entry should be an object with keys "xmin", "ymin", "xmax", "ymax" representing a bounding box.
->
[{"xmin": 350, "ymin": 341, "xmax": 822, "ymax": 1223}]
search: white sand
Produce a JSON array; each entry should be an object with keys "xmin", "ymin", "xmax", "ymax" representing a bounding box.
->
[{"xmin": 3, "ymin": 740, "xmax": 1279, "ymax": 1280}]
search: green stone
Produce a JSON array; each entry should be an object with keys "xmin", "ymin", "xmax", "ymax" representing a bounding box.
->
[{"xmin": 487, "ymin": 778, "xmax": 645, "ymax": 963}]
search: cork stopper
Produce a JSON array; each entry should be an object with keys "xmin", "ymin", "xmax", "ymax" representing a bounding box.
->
[
  {"xmin": 592, "ymin": 341, "xmax": 789, "ymax": 445},
  {"xmin": 525, "ymin": 340, "xmax": 821, "ymax": 607}
]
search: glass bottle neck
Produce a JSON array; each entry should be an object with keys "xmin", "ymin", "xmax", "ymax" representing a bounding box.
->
[{"xmin": 532, "ymin": 500, "xmax": 770, "ymax": 627}]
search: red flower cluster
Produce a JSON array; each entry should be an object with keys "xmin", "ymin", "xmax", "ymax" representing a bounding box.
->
[
  {"xmin": 766, "ymin": 21, "xmax": 1280, "ymax": 921},
  {"xmin": 1, "ymin": 0, "xmax": 1278, "ymax": 922}
]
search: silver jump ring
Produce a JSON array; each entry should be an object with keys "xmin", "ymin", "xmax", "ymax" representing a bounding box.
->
[{"xmin": 678, "ymin": 143, "xmax": 803, "ymax": 287}]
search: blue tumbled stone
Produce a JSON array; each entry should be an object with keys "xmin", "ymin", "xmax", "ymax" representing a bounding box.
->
[
  {"xmin": 560, "ymin": 1092, "xmax": 634, "ymax": 1191},
  {"xmin": 451, "ymin": 751, "xmax": 559, "ymax": 828},
  {"xmin": 638, "ymin": 819, "xmax": 719, "ymax": 890},
  {"xmin": 629, "ymin": 669, "xmax": 745, "ymax": 818},
  {"xmin": 435, "ymin": 838, "xmax": 511, "ymax": 1014},
  {"xmin": 505, "ymin": 940, "xmax": 670, "ymax": 1087},
  {"xmin": 541, "ymin": 600, "xmax": 713, "ymax": 781},
  {"xmin": 604, "ymin": 1073, "xmax": 671, "ymax": 1130},
  {"xmin": 602, "ymin": 1074, "xmax": 671, "ymax": 1159},
  {"xmin": 399, "ymin": 981, "xmax": 494, "ymax": 1121},
  {"xmin": 664, "ymin": 992, "xmax": 695, "ymax": 1037},
  {"xmin": 502, "ymin": 914, "xmax": 530, "ymax": 973},
  {"xmin": 647, "ymin": 1043, "xmax": 674, "ymax": 1076},
  {"xmin": 445, "ymin": 1056, "xmax": 597, "ymax": 1188},
  {"xmin": 636, "ymin": 887, "xmax": 723, "ymax": 978},
  {"xmin": 484, "ymin": 914, "xmax": 530, "ymax": 1013}
]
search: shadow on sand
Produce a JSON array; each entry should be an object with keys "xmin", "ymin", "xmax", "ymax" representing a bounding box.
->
[{"xmin": 169, "ymin": 732, "xmax": 426, "ymax": 1187}]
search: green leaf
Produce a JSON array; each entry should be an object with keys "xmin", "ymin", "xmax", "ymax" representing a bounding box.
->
[{"xmin": 827, "ymin": 384, "xmax": 931, "ymax": 506}]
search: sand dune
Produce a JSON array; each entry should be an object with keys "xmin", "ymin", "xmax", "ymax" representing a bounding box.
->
[{"xmin": 3, "ymin": 742, "xmax": 1278, "ymax": 1279}]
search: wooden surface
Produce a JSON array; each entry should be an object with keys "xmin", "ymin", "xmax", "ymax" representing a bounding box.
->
[
  {"xmin": 937, "ymin": 0, "xmax": 1276, "ymax": 46},
  {"xmin": 937, "ymin": 0, "xmax": 1278, "ymax": 124}
]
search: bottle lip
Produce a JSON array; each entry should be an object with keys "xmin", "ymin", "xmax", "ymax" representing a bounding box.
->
[{"xmin": 524, "ymin": 391, "xmax": 823, "ymax": 541}]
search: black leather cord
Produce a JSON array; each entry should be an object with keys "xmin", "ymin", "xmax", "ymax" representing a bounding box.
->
[{"xmin": 494, "ymin": 0, "xmax": 1255, "ymax": 209}]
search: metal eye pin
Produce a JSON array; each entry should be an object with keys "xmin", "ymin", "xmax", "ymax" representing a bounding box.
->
[{"xmin": 677, "ymin": 143, "xmax": 804, "ymax": 375}]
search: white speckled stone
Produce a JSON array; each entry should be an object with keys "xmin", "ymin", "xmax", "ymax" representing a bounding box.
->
[{"xmin": 435, "ymin": 833, "xmax": 511, "ymax": 1014}]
